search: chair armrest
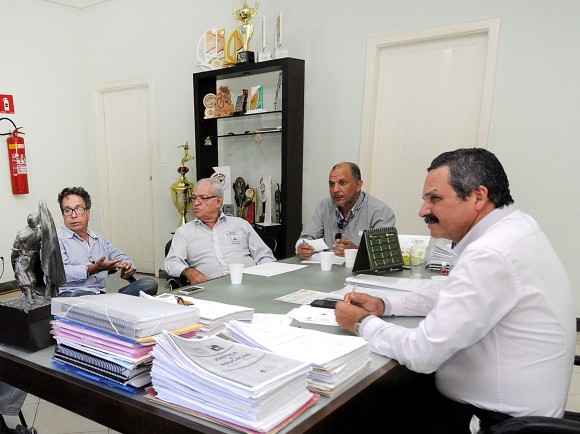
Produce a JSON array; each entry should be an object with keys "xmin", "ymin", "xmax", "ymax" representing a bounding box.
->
[{"xmin": 480, "ymin": 415, "xmax": 580, "ymax": 434}]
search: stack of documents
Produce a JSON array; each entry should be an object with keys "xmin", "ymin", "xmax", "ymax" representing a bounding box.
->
[
  {"xmin": 223, "ymin": 320, "xmax": 370, "ymax": 396},
  {"xmin": 140, "ymin": 293, "xmax": 254, "ymax": 337},
  {"xmin": 51, "ymin": 318, "xmax": 157, "ymax": 390},
  {"xmin": 188, "ymin": 298, "xmax": 254, "ymax": 337},
  {"xmin": 50, "ymin": 293, "xmax": 201, "ymax": 392},
  {"xmin": 149, "ymin": 331, "xmax": 317, "ymax": 433},
  {"xmin": 427, "ymin": 240, "xmax": 453, "ymax": 270},
  {"xmin": 51, "ymin": 293, "xmax": 201, "ymax": 338}
]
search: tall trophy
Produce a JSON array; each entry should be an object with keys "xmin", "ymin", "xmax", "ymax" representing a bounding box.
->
[
  {"xmin": 233, "ymin": 0, "xmax": 259, "ymax": 64},
  {"xmin": 170, "ymin": 142, "xmax": 194, "ymax": 227}
]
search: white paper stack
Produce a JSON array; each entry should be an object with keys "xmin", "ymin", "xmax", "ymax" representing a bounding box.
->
[
  {"xmin": 223, "ymin": 320, "xmax": 370, "ymax": 396},
  {"xmin": 52, "ymin": 293, "xmax": 200, "ymax": 339},
  {"xmin": 188, "ymin": 298, "xmax": 254, "ymax": 337},
  {"xmin": 140, "ymin": 293, "xmax": 254, "ymax": 337},
  {"xmin": 427, "ymin": 241, "xmax": 453, "ymax": 270},
  {"xmin": 150, "ymin": 332, "xmax": 315, "ymax": 433}
]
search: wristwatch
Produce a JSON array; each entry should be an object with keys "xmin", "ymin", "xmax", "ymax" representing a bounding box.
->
[{"xmin": 354, "ymin": 314, "xmax": 372, "ymax": 337}]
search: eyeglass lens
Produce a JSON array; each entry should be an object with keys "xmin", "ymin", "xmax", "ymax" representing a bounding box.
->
[{"xmin": 63, "ymin": 207, "xmax": 86, "ymax": 216}]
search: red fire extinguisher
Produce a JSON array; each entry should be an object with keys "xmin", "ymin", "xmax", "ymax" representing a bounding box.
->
[{"xmin": 6, "ymin": 126, "xmax": 29, "ymax": 194}]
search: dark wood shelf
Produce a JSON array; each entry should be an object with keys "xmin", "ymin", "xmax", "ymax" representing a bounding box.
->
[{"xmin": 193, "ymin": 58, "xmax": 304, "ymax": 259}]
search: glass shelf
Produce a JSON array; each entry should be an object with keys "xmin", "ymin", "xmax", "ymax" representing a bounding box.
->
[
  {"xmin": 213, "ymin": 129, "xmax": 282, "ymax": 139},
  {"xmin": 203, "ymin": 110, "xmax": 282, "ymax": 121}
]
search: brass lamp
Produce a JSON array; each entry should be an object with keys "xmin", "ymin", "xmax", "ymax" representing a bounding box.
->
[{"xmin": 170, "ymin": 142, "xmax": 194, "ymax": 227}]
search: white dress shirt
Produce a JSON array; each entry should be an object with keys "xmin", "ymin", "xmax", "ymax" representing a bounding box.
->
[
  {"xmin": 164, "ymin": 213, "xmax": 276, "ymax": 280},
  {"xmin": 360, "ymin": 205, "xmax": 575, "ymax": 418}
]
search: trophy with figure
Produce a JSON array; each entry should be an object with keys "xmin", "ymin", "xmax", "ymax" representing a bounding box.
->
[
  {"xmin": 170, "ymin": 142, "xmax": 195, "ymax": 227},
  {"xmin": 233, "ymin": 0, "xmax": 259, "ymax": 64}
]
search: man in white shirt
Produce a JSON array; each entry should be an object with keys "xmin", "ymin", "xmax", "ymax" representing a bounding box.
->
[
  {"xmin": 164, "ymin": 178, "xmax": 276, "ymax": 285},
  {"xmin": 335, "ymin": 148, "xmax": 575, "ymax": 433}
]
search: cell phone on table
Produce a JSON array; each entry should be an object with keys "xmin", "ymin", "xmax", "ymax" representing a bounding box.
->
[
  {"xmin": 177, "ymin": 285, "xmax": 204, "ymax": 296},
  {"xmin": 310, "ymin": 299, "xmax": 338, "ymax": 309}
]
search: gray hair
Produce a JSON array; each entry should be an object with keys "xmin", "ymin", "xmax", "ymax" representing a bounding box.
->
[{"xmin": 195, "ymin": 178, "xmax": 224, "ymax": 197}]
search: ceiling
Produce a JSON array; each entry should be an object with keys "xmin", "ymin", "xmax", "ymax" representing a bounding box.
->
[{"xmin": 44, "ymin": 0, "xmax": 110, "ymax": 8}]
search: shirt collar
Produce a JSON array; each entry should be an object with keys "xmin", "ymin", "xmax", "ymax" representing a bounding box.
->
[
  {"xmin": 61, "ymin": 226, "xmax": 98, "ymax": 240},
  {"xmin": 193, "ymin": 212, "xmax": 228, "ymax": 226},
  {"xmin": 453, "ymin": 205, "xmax": 517, "ymax": 257}
]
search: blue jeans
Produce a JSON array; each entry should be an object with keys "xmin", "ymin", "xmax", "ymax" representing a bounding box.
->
[
  {"xmin": 58, "ymin": 277, "xmax": 158, "ymax": 297},
  {"xmin": 118, "ymin": 277, "xmax": 158, "ymax": 296}
]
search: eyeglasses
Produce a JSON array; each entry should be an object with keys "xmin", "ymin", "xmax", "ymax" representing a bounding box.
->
[
  {"xmin": 63, "ymin": 207, "xmax": 88, "ymax": 216},
  {"xmin": 191, "ymin": 195, "xmax": 218, "ymax": 203},
  {"xmin": 337, "ymin": 219, "xmax": 346, "ymax": 230}
]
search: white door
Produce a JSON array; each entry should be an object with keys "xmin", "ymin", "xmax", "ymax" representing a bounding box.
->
[
  {"xmin": 95, "ymin": 78, "xmax": 156, "ymax": 274},
  {"xmin": 359, "ymin": 19, "xmax": 500, "ymax": 236}
]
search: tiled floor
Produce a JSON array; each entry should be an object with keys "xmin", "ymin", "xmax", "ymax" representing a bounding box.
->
[{"xmin": 2, "ymin": 276, "xmax": 580, "ymax": 433}]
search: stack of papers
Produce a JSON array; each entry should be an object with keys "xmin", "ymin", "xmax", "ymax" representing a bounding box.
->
[
  {"xmin": 427, "ymin": 240, "xmax": 453, "ymax": 270},
  {"xmin": 187, "ymin": 298, "xmax": 254, "ymax": 337},
  {"xmin": 52, "ymin": 293, "xmax": 201, "ymax": 339},
  {"xmin": 223, "ymin": 320, "xmax": 370, "ymax": 396},
  {"xmin": 50, "ymin": 293, "xmax": 201, "ymax": 392},
  {"xmin": 140, "ymin": 293, "xmax": 254, "ymax": 337},
  {"xmin": 149, "ymin": 332, "xmax": 316, "ymax": 433}
]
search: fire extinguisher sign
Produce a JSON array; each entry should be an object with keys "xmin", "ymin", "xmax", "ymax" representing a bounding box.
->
[{"xmin": 0, "ymin": 94, "xmax": 15, "ymax": 114}]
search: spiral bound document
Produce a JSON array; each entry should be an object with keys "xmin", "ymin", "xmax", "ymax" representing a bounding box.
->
[{"xmin": 352, "ymin": 227, "xmax": 404, "ymax": 274}]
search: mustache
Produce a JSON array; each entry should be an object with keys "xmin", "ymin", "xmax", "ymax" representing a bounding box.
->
[{"xmin": 424, "ymin": 214, "xmax": 439, "ymax": 224}]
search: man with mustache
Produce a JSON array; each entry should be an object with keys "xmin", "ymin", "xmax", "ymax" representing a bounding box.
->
[
  {"xmin": 296, "ymin": 162, "xmax": 395, "ymax": 258},
  {"xmin": 335, "ymin": 148, "xmax": 574, "ymax": 433}
]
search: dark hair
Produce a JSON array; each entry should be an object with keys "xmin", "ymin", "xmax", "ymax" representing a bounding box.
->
[
  {"xmin": 332, "ymin": 162, "xmax": 362, "ymax": 183},
  {"xmin": 428, "ymin": 148, "xmax": 514, "ymax": 208},
  {"xmin": 57, "ymin": 186, "xmax": 92, "ymax": 211}
]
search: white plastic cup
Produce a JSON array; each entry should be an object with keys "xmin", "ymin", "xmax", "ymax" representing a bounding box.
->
[
  {"xmin": 228, "ymin": 263, "xmax": 244, "ymax": 284},
  {"xmin": 319, "ymin": 251, "xmax": 334, "ymax": 271},
  {"xmin": 344, "ymin": 249, "xmax": 358, "ymax": 269}
]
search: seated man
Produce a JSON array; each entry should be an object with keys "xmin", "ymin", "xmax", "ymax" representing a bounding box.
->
[
  {"xmin": 296, "ymin": 162, "xmax": 396, "ymax": 258},
  {"xmin": 164, "ymin": 178, "xmax": 276, "ymax": 285},
  {"xmin": 56, "ymin": 186, "xmax": 158, "ymax": 297},
  {"xmin": 335, "ymin": 148, "xmax": 575, "ymax": 433}
]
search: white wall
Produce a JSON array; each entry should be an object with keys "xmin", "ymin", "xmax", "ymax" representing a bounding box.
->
[{"xmin": 1, "ymin": 0, "xmax": 579, "ymax": 315}]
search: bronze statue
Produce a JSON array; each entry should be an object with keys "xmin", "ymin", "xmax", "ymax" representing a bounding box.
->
[{"xmin": 10, "ymin": 200, "xmax": 65, "ymax": 310}]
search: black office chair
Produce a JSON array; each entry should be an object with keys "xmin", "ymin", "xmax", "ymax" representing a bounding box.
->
[
  {"xmin": 479, "ymin": 356, "xmax": 580, "ymax": 434},
  {"xmin": 164, "ymin": 239, "xmax": 189, "ymax": 290}
]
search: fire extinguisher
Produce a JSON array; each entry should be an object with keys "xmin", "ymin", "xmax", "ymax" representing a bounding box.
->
[{"xmin": 1, "ymin": 117, "xmax": 29, "ymax": 194}]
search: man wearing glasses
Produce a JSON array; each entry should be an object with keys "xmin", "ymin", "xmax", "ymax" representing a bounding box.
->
[
  {"xmin": 164, "ymin": 178, "xmax": 276, "ymax": 285},
  {"xmin": 56, "ymin": 186, "xmax": 158, "ymax": 297},
  {"xmin": 296, "ymin": 162, "xmax": 396, "ymax": 259}
]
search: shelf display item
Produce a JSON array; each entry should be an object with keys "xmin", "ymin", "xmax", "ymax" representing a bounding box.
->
[
  {"xmin": 248, "ymin": 85, "xmax": 264, "ymax": 113},
  {"xmin": 169, "ymin": 142, "xmax": 194, "ymax": 227},
  {"xmin": 233, "ymin": 0, "xmax": 259, "ymax": 64}
]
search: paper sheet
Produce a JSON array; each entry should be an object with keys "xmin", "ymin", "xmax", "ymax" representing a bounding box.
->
[{"xmin": 243, "ymin": 262, "xmax": 307, "ymax": 277}]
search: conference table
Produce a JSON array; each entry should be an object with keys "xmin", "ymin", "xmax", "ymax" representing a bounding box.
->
[{"xmin": 0, "ymin": 257, "xmax": 437, "ymax": 433}]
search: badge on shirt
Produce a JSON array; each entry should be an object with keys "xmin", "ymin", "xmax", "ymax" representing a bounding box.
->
[{"xmin": 228, "ymin": 231, "xmax": 240, "ymax": 244}]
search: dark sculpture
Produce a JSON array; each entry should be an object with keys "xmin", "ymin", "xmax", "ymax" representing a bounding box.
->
[{"xmin": 10, "ymin": 200, "xmax": 65, "ymax": 311}]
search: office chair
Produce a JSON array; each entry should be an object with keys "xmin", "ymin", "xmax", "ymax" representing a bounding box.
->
[
  {"xmin": 164, "ymin": 239, "xmax": 189, "ymax": 290},
  {"xmin": 479, "ymin": 356, "xmax": 580, "ymax": 434}
]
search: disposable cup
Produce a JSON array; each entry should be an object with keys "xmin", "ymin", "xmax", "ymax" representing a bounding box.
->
[
  {"xmin": 344, "ymin": 249, "xmax": 358, "ymax": 269},
  {"xmin": 319, "ymin": 251, "xmax": 334, "ymax": 271},
  {"xmin": 228, "ymin": 263, "xmax": 244, "ymax": 284}
]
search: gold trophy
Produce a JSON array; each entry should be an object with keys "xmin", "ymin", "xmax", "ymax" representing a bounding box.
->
[
  {"xmin": 170, "ymin": 142, "xmax": 195, "ymax": 227},
  {"xmin": 233, "ymin": 0, "xmax": 259, "ymax": 64}
]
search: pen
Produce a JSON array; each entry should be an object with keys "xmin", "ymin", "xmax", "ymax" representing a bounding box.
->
[{"xmin": 350, "ymin": 285, "xmax": 356, "ymax": 304}]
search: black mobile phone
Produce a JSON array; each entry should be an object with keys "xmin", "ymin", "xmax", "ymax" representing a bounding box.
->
[
  {"xmin": 310, "ymin": 299, "xmax": 338, "ymax": 309},
  {"xmin": 177, "ymin": 286, "xmax": 204, "ymax": 296}
]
